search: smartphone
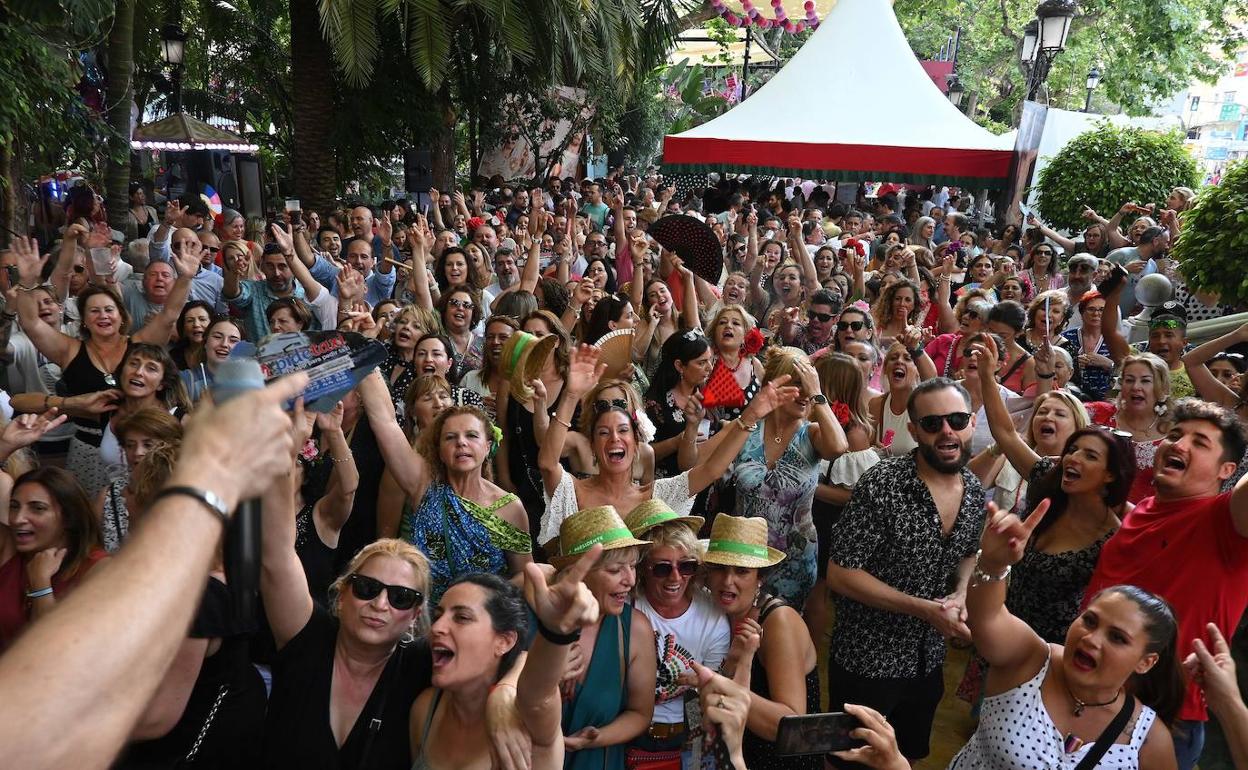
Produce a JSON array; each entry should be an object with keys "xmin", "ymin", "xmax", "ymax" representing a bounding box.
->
[
  {"xmin": 4, "ymin": 265, "xmax": 18, "ymax": 287},
  {"xmin": 774, "ymin": 712, "xmax": 866, "ymax": 756}
]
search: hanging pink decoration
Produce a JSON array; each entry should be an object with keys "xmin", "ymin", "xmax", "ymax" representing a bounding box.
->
[{"xmin": 709, "ymin": 0, "xmax": 826, "ymax": 33}]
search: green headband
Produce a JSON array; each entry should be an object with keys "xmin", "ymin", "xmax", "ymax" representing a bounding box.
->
[
  {"xmin": 1149, "ymin": 318, "xmax": 1185, "ymax": 330},
  {"xmin": 568, "ymin": 526, "xmax": 632, "ymax": 556},
  {"xmin": 708, "ymin": 539, "xmax": 769, "ymax": 559}
]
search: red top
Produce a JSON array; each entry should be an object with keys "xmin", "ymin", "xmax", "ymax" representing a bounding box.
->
[
  {"xmin": 0, "ymin": 548, "xmax": 109, "ymax": 651},
  {"xmin": 1083, "ymin": 492, "xmax": 1248, "ymax": 721}
]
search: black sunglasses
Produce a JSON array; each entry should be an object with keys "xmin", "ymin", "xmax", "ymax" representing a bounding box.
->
[
  {"xmin": 648, "ymin": 559, "xmax": 699, "ymax": 578},
  {"xmin": 837, "ymin": 320, "xmax": 866, "ymax": 331},
  {"xmin": 917, "ymin": 411, "xmax": 972, "ymax": 433},
  {"xmin": 594, "ymin": 398, "xmax": 629, "ymax": 414},
  {"xmin": 348, "ymin": 573, "xmax": 424, "ymax": 610},
  {"xmin": 808, "ymin": 310, "xmax": 835, "ymax": 323}
]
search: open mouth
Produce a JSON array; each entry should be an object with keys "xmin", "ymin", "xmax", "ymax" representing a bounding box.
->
[
  {"xmin": 891, "ymin": 366, "xmax": 908, "ymax": 381},
  {"xmin": 717, "ymin": 590, "xmax": 738, "ymax": 606},
  {"xmin": 721, "ymin": 330, "xmax": 736, "ymax": 340},
  {"xmin": 1162, "ymin": 453, "xmax": 1187, "ymax": 472},
  {"xmin": 1071, "ymin": 649, "xmax": 1097, "ymax": 671},
  {"xmin": 12, "ymin": 528, "xmax": 34, "ymax": 545},
  {"xmin": 606, "ymin": 448, "xmax": 626, "ymax": 463},
  {"xmin": 421, "ymin": 364, "xmax": 437, "ymax": 374},
  {"xmin": 127, "ymin": 378, "xmax": 146, "ymax": 390},
  {"xmin": 431, "ymin": 645, "xmax": 455, "ymax": 666},
  {"xmin": 1038, "ymin": 423, "xmax": 1057, "ymax": 438},
  {"xmin": 936, "ymin": 439, "xmax": 961, "ymax": 456},
  {"xmin": 609, "ymin": 591, "xmax": 630, "ymax": 605},
  {"xmin": 1062, "ymin": 465, "xmax": 1082, "ymax": 483}
]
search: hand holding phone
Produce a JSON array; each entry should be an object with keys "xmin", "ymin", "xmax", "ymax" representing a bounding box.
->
[{"xmin": 775, "ymin": 712, "xmax": 867, "ymax": 756}]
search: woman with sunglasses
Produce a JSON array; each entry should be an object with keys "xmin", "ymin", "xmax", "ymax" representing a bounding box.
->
[
  {"xmin": 532, "ymin": 378, "xmax": 656, "ymax": 488},
  {"xmin": 1022, "ymin": 242, "xmax": 1064, "ymax": 296},
  {"xmin": 168, "ymin": 300, "xmax": 214, "ymax": 371},
  {"xmin": 711, "ymin": 347, "xmax": 848, "ymax": 609},
  {"xmin": 626, "ymin": 510, "xmax": 728, "ymax": 766},
  {"xmin": 359, "ymin": 372, "xmax": 531, "ymax": 603},
  {"xmin": 925, "ymin": 290, "xmax": 994, "ymax": 379},
  {"xmin": 537, "ymin": 345, "xmax": 800, "ymax": 549},
  {"xmin": 703, "ymin": 515, "xmax": 820, "ymax": 770},
  {"xmin": 972, "ymin": 342, "xmax": 1134, "ymax": 639},
  {"xmin": 261, "ymin": 461, "xmax": 439, "ymax": 770},
  {"xmin": 438, "ymin": 285, "xmax": 484, "ymax": 384}
]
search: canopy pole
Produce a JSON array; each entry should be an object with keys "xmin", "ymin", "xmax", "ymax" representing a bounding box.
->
[{"xmin": 741, "ymin": 26, "xmax": 752, "ymax": 100}]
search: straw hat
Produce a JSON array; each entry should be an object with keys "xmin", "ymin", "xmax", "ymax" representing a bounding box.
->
[
  {"xmin": 701, "ymin": 515, "xmax": 786, "ymax": 569},
  {"xmin": 624, "ymin": 499, "xmax": 703, "ymax": 539},
  {"xmin": 594, "ymin": 328, "xmax": 634, "ymax": 381},
  {"xmin": 551, "ymin": 505, "xmax": 650, "ymax": 568},
  {"xmin": 500, "ymin": 331, "xmax": 559, "ymax": 403}
]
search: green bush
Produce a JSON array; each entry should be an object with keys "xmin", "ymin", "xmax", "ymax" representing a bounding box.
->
[
  {"xmin": 1034, "ymin": 122, "xmax": 1199, "ymax": 233},
  {"xmin": 1171, "ymin": 159, "xmax": 1248, "ymax": 307}
]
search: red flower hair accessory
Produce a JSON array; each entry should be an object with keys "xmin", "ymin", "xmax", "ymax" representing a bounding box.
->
[
  {"xmin": 743, "ymin": 328, "xmax": 764, "ymax": 356},
  {"xmin": 830, "ymin": 400, "xmax": 851, "ymax": 428}
]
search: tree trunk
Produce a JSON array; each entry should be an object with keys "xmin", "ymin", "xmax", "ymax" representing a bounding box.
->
[
  {"xmin": 431, "ymin": 88, "xmax": 456, "ymax": 189},
  {"xmin": 103, "ymin": 0, "xmax": 136, "ymax": 233},
  {"xmin": 0, "ymin": 141, "xmax": 17, "ymax": 248},
  {"xmin": 289, "ymin": 0, "xmax": 337, "ymax": 214}
]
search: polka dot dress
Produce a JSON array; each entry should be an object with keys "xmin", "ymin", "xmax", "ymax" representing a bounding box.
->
[{"xmin": 948, "ymin": 653, "xmax": 1155, "ymax": 769}]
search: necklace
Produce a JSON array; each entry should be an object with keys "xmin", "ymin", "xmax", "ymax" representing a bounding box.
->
[
  {"xmin": 721, "ymin": 353, "xmax": 744, "ymax": 373},
  {"xmin": 1064, "ymin": 680, "xmax": 1121, "ymax": 717},
  {"xmin": 86, "ymin": 340, "xmax": 122, "ymax": 387}
]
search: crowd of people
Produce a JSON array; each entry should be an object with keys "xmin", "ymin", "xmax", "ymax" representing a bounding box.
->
[{"xmin": 1, "ymin": 174, "xmax": 1248, "ymax": 770}]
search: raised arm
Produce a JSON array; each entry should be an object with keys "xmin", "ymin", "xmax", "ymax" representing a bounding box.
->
[
  {"xmin": 312, "ymin": 403, "xmax": 358, "ymax": 534},
  {"xmin": 10, "ymin": 236, "xmax": 76, "ymax": 368},
  {"xmin": 1103, "ymin": 203, "xmax": 1134, "ymax": 249},
  {"xmin": 971, "ymin": 342, "xmax": 1041, "ymax": 477},
  {"xmin": 1024, "ymin": 213, "xmax": 1077, "ymax": 254},
  {"xmin": 1181, "ymin": 322, "xmax": 1246, "ymax": 408},
  {"xmin": 626, "ymin": 234, "xmax": 647, "ymax": 314},
  {"xmin": 966, "ymin": 501, "xmax": 1051, "ymax": 679},
  {"xmin": 675, "ymin": 260, "xmax": 700, "ymax": 331},
  {"xmin": 427, "ymin": 188, "xmax": 445, "ymax": 230},
  {"xmin": 261, "ymin": 455, "xmax": 316, "ymax": 649},
  {"xmin": 358, "ymin": 371, "xmax": 430, "ymax": 501},
  {"xmin": 1099, "ymin": 264, "xmax": 1132, "ymax": 363},
  {"xmin": 796, "ymin": 358, "xmax": 848, "ymax": 459},
  {"xmin": 686, "ymin": 377, "xmax": 800, "ymax": 494},
  {"xmin": 272, "ymin": 224, "xmax": 326, "ymax": 302},
  {"xmin": 50, "ymin": 223, "xmax": 89, "ymax": 298},
  {"xmin": 787, "ymin": 214, "xmax": 820, "ymax": 297},
  {"xmin": 539, "ymin": 346, "xmax": 604, "ymax": 497}
]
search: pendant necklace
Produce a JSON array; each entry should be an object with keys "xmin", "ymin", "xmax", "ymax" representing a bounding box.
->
[
  {"xmin": 1065, "ymin": 681, "xmax": 1121, "ymax": 717},
  {"xmin": 87, "ymin": 341, "xmax": 119, "ymax": 387}
]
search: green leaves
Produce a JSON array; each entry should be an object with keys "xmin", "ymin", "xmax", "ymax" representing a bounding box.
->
[
  {"xmin": 1172, "ymin": 160, "xmax": 1248, "ymax": 306},
  {"xmin": 1034, "ymin": 122, "xmax": 1198, "ymax": 231}
]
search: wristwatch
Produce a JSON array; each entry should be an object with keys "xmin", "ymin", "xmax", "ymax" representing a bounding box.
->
[{"xmin": 811, "ymin": 394, "xmax": 829, "ymax": 406}]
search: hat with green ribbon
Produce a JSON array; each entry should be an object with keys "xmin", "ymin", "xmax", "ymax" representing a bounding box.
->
[
  {"xmin": 500, "ymin": 330, "xmax": 559, "ymax": 404},
  {"xmin": 702, "ymin": 515, "xmax": 786, "ymax": 569},
  {"xmin": 552, "ymin": 505, "xmax": 651, "ymax": 568},
  {"xmin": 623, "ymin": 499, "xmax": 704, "ymax": 539}
]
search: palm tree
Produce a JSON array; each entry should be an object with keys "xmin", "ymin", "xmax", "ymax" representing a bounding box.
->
[
  {"xmin": 104, "ymin": 0, "xmax": 138, "ymax": 234},
  {"xmin": 316, "ymin": 0, "xmax": 695, "ymax": 186}
]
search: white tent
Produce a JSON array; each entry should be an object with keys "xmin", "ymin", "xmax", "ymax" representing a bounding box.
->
[{"xmin": 663, "ymin": 0, "xmax": 1015, "ymax": 186}]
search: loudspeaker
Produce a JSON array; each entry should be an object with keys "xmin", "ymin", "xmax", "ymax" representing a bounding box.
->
[
  {"xmin": 234, "ymin": 156, "xmax": 263, "ymax": 219},
  {"xmin": 404, "ymin": 149, "xmax": 433, "ymax": 194}
]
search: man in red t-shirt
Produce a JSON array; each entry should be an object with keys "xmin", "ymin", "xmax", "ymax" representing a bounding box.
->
[{"xmin": 1083, "ymin": 399, "xmax": 1248, "ymax": 769}]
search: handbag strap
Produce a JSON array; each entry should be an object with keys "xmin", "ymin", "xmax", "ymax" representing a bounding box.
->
[
  {"xmin": 1073, "ymin": 693, "xmax": 1135, "ymax": 770},
  {"xmin": 179, "ymin": 684, "xmax": 228, "ymax": 765}
]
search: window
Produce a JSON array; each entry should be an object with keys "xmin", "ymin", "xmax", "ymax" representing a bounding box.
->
[
  {"xmin": 1188, "ymin": 127, "xmax": 1202, "ymax": 140},
  {"xmin": 1191, "ymin": 96, "xmax": 1201, "ymax": 111},
  {"xmin": 1225, "ymin": 91, "xmax": 1238, "ymax": 104}
]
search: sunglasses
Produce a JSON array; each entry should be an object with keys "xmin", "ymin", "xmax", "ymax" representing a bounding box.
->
[
  {"xmin": 448, "ymin": 298, "xmax": 474, "ymax": 311},
  {"xmin": 917, "ymin": 411, "xmax": 972, "ymax": 433},
  {"xmin": 347, "ymin": 573, "xmax": 424, "ymax": 610},
  {"xmin": 963, "ymin": 310, "xmax": 980, "ymax": 321},
  {"xmin": 594, "ymin": 398, "xmax": 629, "ymax": 414},
  {"xmin": 648, "ymin": 559, "xmax": 700, "ymax": 578},
  {"xmin": 837, "ymin": 320, "xmax": 866, "ymax": 331},
  {"xmin": 205, "ymin": 246, "xmax": 221, "ymax": 253},
  {"xmin": 1035, "ymin": 249, "xmax": 1053, "ymax": 255},
  {"xmin": 808, "ymin": 310, "xmax": 835, "ymax": 323}
]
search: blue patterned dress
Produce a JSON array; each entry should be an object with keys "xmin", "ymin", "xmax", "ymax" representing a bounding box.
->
[
  {"xmin": 400, "ymin": 480, "xmax": 530, "ymax": 605},
  {"xmin": 729, "ymin": 422, "xmax": 820, "ymax": 608}
]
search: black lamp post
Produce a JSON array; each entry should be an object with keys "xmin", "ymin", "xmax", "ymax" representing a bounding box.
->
[
  {"xmin": 1022, "ymin": 0, "xmax": 1076, "ymax": 101},
  {"xmin": 160, "ymin": 23, "xmax": 188, "ymax": 114},
  {"xmin": 1084, "ymin": 65, "xmax": 1101, "ymax": 112}
]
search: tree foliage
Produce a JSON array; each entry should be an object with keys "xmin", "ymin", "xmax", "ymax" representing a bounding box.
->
[
  {"xmin": 1172, "ymin": 160, "xmax": 1248, "ymax": 307},
  {"xmin": 894, "ymin": 0, "xmax": 1248, "ymax": 124},
  {"xmin": 1034, "ymin": 122, "xmax": 1198, "ymax": 232}
]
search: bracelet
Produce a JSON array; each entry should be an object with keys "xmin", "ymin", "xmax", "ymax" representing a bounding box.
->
[
  {"xmin": 25, "ymin": 586, "xmax": 54, "ymax": 599},
  {"xmin": 552, "ymin": 415, "xmax": 573, "ymax": 430},
  {"xmin": 970, "ymin": 549, "xmax": 1011, "ymax": 587},
  {"xmin": 536, "ymin": 617, "xmax": 582, "ymax": 645},
  {"xmin": 16, "ymin": 283, "xmax": 38, "ymax": 292},
  {"xmin": 908, "ymin": 347, "xmax": 926, "ymax": 360},
  {"xmin": 1037, "ymin": 371, "xmax": 1055, "ymax": 379},
  {"xmin": 735, "ymin": 417, "xmax": 759, "ymax": 432},
  {"xmin": 152, "ymin": 486, "xmax": 231, "ymax": 527},
  {"xmin": 329, "ymin": 454, "xmax": 353, "ymax": 464}
]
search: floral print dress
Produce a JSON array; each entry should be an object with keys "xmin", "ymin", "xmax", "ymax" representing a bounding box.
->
[{"xmin": 729, "ymin": 422, "xmax": 820, "ymax": 608}]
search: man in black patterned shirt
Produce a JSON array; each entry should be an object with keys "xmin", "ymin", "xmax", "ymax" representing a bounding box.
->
[{"xmin": 825, "ymin": 377, "xmax": 986, "ymax": 765}]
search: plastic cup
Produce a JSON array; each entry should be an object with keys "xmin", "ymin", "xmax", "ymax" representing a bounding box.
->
[{"xmin": 89, "ymin": 247, "xmax": 114, "ymax": 277}]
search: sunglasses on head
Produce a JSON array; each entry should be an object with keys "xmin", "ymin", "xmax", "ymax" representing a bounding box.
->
[
  {"xmin": 347, "ymin": 573, "xmax": 424, "ymax": 610},
  {"xmin": 917, "ymin": 411, "xmax": 972, "ymax": 433},
  {"xmin": 594, "ymin": 398, "xmax": 629, "ymax": 414},
  {"xmin": 837, "ymin": 320, "xmax": 865, "ymax": 331},
  {"xmin": 808, "ymin": 310, "xmax": 835, "ymax": 323},
  {"xmin": 649, "ymin": 559, "xmax": 699, "ymax": 578}
]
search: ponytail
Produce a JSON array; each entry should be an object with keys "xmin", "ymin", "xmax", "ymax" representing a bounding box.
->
[{"xmin": 1093, "ymin": 585, "xmax": 1185, "ymax": 726}]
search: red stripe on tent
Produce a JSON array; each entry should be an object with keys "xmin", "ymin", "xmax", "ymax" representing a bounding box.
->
[{"xmin": 663, "ymin": 136, "xmax": 1013, "ymax": 180}]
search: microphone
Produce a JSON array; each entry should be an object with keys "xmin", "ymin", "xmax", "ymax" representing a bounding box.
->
[{"xmin": 209, "ymin": 359, "xmax": 267, "ymax": 625}]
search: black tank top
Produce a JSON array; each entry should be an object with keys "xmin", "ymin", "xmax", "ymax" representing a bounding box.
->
[{"xmin": 61, "ymin": 341, "xmax": 129, "ymax": 440}]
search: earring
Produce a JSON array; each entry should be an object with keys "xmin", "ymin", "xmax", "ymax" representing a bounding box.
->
[{"xmin": 401, "ymin": 623, "xmax": 417, "ymax": 645}]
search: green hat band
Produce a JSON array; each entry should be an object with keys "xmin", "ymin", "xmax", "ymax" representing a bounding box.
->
[
  {"xmin": 638, "ymin": 512, "xmax": 677, "ymax": 529},
  {"xmin": 569, "ymin": 526, "xmax": 633, "ymax": 556},
  {"xmin": 507, "ymin": 332, "xmax": 536, "ymax": 375},
  {"xmin": 708, "ymin": 539, "xmax": 769, "ymax": 559}
]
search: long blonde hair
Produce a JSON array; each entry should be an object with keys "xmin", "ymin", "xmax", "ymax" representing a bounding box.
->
[{"xmin": 817, "ymin": 352, "xmax": 871, "ymax": 430}]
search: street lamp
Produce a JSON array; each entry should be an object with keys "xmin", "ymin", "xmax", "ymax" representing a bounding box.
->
[
  {"xmin": 1023, "ymin": 0, "xmax": 1077, "ymax": 101},
  {"xmin": 1084, "ymin": 65, "xmax": 1100, "ymax": 112},
  {"xmin": 947, "ymin": 74, "xmax": 966, "ymax": 110},
  {"xmin": 160, "ymin": 23, "xmax": 188, "ymax": 113}
]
